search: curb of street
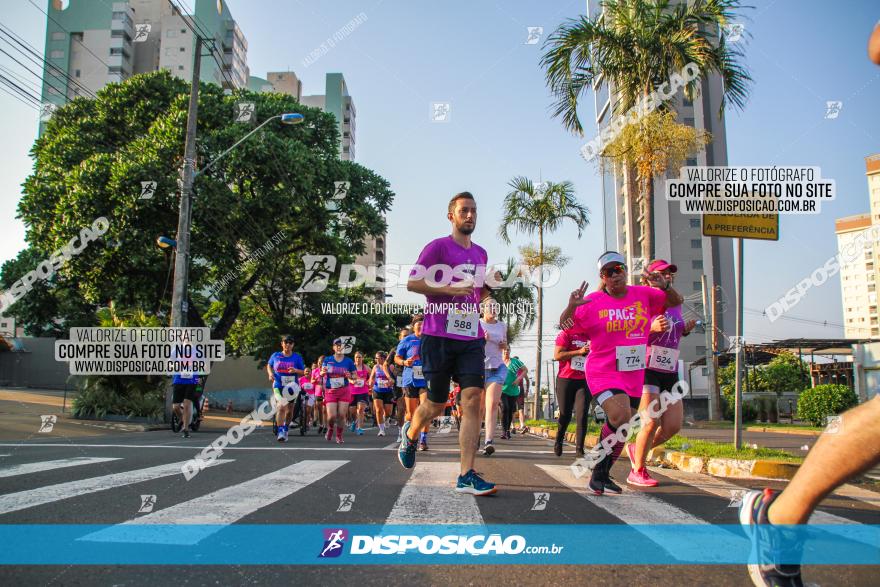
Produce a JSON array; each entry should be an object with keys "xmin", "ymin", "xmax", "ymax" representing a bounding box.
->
[
  {"xmin": 744, "ymin": 426, "xmax": 821, "ymax": 437},
  {"xmin": 59, "ymin": 414, "xmax": 164, "ymax": 432},
  {"xmin": 525, "ymin": 425, "xmax": 801, "ymax": 480}
]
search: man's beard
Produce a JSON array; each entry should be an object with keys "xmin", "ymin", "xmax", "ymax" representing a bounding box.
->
[{"xmin": 457, "ymin": 222, "xmax": 475, "ymax": 235}]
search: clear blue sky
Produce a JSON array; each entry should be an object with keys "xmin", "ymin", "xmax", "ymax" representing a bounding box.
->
[{"xmin": 1, "ymin": 0, "xmax": 879, "ymax": 364}]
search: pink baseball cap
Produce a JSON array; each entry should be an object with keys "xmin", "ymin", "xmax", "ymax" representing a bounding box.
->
[{"xmin": 646, "ymin": 259, "xmax": 678, "ymax": 273}]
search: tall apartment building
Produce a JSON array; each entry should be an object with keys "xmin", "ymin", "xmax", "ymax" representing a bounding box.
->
[
  {"xmin": 300, "ymin": 73, "xmax": 385, "ymax": 292},
  {"xmin": 41, "ymin": 0, "xmax": 248, "ymax": 112},
  {"xmin": 836, "ymin": 154, "xmax": 880, "ymax": 340},
  {"xmin": 587, "ymin": 0, "xmax": 736, "ymax": 382}
]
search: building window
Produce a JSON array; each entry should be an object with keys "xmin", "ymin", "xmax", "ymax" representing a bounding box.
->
[
  {"xmin": 47, "ymin": 87, "xmax": 60, "ymax": 95},
  {"xmin": 693, "ymin": 281, "xmax": 701, "ymax": 291},
  {"xmin": 690, "ymin": 218, "xmax": 700, "ymax": 228},
  {"xmin": 108, "ymin": 66, "xmax": 123, "ymax": 74},
  {"xmin": 701, "ymin": 367, "xmax": 708, "ymax": 376},
  {"xmin": 686, "ymin": 158, "xmax": 698, "ymax": 166},
  {"xmin": 178, "ymin": 65, "xmax": 184, "ymax": 70},
  {"xmin": 50, "ymin": 50, "xmax": 64, "ymax": 58},
  {"xmin": 693, "ymin": 259, "xmax": 703, "ymax": 269},
  {"xmin": 181, "ymin": 28, "xmax": 187, "ymax": 33},
  {"xmin": 691, "ymin": 239, "xmax": 701, "ymax": 248},
  {"xmin": 180, "ymin": 46, "xmax": 185, "ymax": 51},
  {"xmin": 51, "ymin": 32, "xmax": 65, "ymax": 40},
  {"xmin": 74, "ymin": 69, "xmax": 80, "ymax": 77}
]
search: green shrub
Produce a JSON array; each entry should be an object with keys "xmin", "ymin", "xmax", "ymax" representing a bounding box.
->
[
  {"xmin": 73, "ymin": 375, "xmax": 165, "ymax": 420},
  {"xmin": 721, "ymin": 395, "xmax": 758, "ymax": 423},
  {"xmin": 797, "ymin": 384, "xmax": 858, "ymax": 427}
]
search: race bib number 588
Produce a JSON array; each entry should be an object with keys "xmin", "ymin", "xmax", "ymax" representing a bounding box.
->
[{"xmin": 446, "ymin": 309, "xmax": 478, "ymax": 338}]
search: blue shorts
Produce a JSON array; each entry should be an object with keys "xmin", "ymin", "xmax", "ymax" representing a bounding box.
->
[{"xmin": 485, "ymin": 364, "xmax": 508, "ymax": 385}]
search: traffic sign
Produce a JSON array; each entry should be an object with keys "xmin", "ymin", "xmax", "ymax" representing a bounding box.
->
[{"xmin": 702, "ymin": 214, "xmax": 779, "ymax": 240}]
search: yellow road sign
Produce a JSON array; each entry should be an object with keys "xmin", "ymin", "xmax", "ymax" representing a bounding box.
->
[{"xmin": 702, "ymin": 214, "xmax": 779, "ymax": 240}]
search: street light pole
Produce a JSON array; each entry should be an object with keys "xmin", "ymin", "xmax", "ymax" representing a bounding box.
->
[
  {"xmin": 170, "ymin": 35, "xmax": 202, "ymax": 330},
  {"xmin": 166, "ymin": 36, "xmax": 202, "ymax": 423}
]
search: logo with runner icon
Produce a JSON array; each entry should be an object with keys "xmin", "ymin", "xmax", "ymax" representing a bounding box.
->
[
  {"xmin": 337, "ymin": 494, "xmax": 355, "ymax": 512},
  {"xmin": 297, "ymin": 255, "xmax": 337, "ymax": 293},
  {"xmin": 319, "ymin": 528, "xmax": 348, "ymax": 558},
  {"xmin": 38, "ymin": 415, "xmax": 57, "ymax": 433}
]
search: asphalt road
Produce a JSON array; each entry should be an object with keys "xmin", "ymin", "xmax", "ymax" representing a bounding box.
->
[{"xmin": 0, "ymin": 417, "xmax": 877, "ymax": 586}]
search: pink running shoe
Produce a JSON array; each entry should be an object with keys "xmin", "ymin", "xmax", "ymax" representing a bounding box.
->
[
  {"xmin": 336, "ymin": 428, "xmax": 344, "ymax": 444},
  {"xmin": 626, "ymin": 467, "xmax": 659, "ymax": 487},
  {"xmin": 325, "ymin": 425, "xmax": 334, "ymax": 442}
]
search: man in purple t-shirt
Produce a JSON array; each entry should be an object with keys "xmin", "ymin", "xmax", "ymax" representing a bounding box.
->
[{"xmin": 397, "ymin": 191, "xmax": 497, "ymax": 496}]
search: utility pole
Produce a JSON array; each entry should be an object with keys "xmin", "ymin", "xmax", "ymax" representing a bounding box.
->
[
  {"xmin": 734, "ymin": 238, "xmax": 745, "ymax": 449},
  {"xmin": 710, "ymin": 285, "xmax": 721, "ymax": 420},
  {"xmin": 701, "ymin": 274, "xmax": 718, "ymax": 421},
  {"xmin": 167, "ymin": 36, "xmax": 202, "ymax": 422}
]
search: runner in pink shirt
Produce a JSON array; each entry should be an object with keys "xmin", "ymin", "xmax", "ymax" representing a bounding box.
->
[
  {"xmin": 625, "ymin": 259, "xmax": 697, "ymax": 487},
  {"xmin": 311, "ymin": 359, "xmax": 326, "ymax": 434},
  {"xmin": 559, "ymin": 251, "xmax": 679, "ymax": 495},
  {"xmin": 553, "ymin": 329, "xmax": 590, "ymax": 458}
]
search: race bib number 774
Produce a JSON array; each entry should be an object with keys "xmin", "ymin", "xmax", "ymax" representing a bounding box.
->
[{"xmin": 616, "ymin": 345, "xmax": 646, "ymax": 372}]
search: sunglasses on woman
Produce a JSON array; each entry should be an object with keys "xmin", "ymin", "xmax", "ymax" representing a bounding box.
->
[{"xmin": 601, "ymin": 264, "xmax": 626, "ymax": 277}]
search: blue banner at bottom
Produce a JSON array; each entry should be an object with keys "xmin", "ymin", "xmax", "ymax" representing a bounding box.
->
[{"xmin": 0, "ymin": 524, "xmax": 877, "ymax": 565}]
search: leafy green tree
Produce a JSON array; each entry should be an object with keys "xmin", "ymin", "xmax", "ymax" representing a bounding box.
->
[
  {"xmin": 499, "ymin": 177, "xmax": 589, "ymax": 419},
  {"xmin": 2, "ymin": 71, "xmax": 398, "ymax": 349},
  {"xmin": 762, "ymin": 352, "xmax": 808, "ymax": 394}
]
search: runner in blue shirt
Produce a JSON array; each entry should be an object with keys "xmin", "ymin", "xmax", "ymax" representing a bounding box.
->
[
  {"xmin": 266, "ymin": 335, "xmax": 306, "ymax": 442},
  {"xmin": 396, "ymin": 319, "xmax": 430, "ymax": 450}
]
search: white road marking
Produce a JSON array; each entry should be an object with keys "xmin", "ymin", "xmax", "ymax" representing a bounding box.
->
[
  {"xmin": 0, "ymin": 459, "xmax": 231, "ymax": 515},
  {"xmin": 0, "ymin": 457, "xmax": 121, "ymax": 478},
  {"xmin": 80, "ymin": 460, "xmax": 348, "ymax": 545},
  {"xmin": 386, "ymin": 461, "xmax": 483, "ymax": 525},
  {"xmin": 650, "ymin": 465, "xmax": 876, "ymax": 546},
  {"xmin": 0, "ymin": 443, "xmax": 387, "ymax": 451},
  {"xmin": 538, "ymin": 464, "xmax": 744, "ymax": 562}
]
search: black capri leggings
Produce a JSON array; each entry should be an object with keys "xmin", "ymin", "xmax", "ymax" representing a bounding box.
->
[
  {"xmin": 556, "ymin": 376, "xmax": 590, "ymax": 452},
  {"xmin": 500, "ymin": 393, "xmax": 519, "ymax": 434}
]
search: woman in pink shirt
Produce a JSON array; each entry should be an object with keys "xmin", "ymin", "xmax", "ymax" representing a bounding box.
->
[
  {"xmin": 559, "ymin": 251, "xmax": 679, "ymax": 495},
  {"xmin": 553, "ymin": 330, "xmax": 590, "ymax": 458},
  {"xmin": 311, "ymin": 358, "xmax": 326, "ymax": 435}
]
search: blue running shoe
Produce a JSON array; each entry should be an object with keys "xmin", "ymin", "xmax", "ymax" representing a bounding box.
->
[
  {"xmin": 739, "ymin": 488, "xmax": 804, "ymax": 587},
  {"xmin": 397, "ymin": 421, "xmax": 417, "ymax": 469},
  {"xmin": 455, "ymin": 469, "xmax": 497, "ymax": 496}
]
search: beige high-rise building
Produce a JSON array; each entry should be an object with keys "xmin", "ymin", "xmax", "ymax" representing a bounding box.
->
[
  {"xmin": 836, "ymin": 154, "xmax": 880, "ymax": 340},
  {"xmin": 42, "ymin": 0, "xmax": 249, "ymax": 115},
  {"xmin": 259, "ymin": 71, "xmax": 385, "ymax": 296}
]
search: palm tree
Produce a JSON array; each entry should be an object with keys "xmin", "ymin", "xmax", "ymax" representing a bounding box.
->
[
  {"xmin": 490, "ymin": 257, "xmax": 537, "ymax": 346},
  {"xmin": 499, "ymin": 177, "xmax": 589, "ymax": 419},
  {"xmin": 541, "ymin": 0, "xmax": 751, "ymax": 259}
]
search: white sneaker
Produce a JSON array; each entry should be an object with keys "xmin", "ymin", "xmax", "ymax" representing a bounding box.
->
[
  {"xmin": 276, "ymin": 431, "xmax": 285, "ymax": 442},
  {"xmin": 377, "ymin": 429, "xmax": 386, "ymax": 437}
]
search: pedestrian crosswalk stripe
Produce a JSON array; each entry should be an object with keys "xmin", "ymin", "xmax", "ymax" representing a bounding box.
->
[
  {"xmin": 0, "ymin": 459, "xmax": 231, "ymax": 516},
  {"xmin": 0, "ymin": 457, "xmax": 121, "ymax": 479},
  {"xmin": 651, "ymin": 465, "xmax": 876, "ymax": 547},
  {"xmin": 833, "ymin": 483, "xmax": 880, "ymax": 508},
  {"xmin": 537, "ymin": 464, "xmax": 743, "ymax": 562},
  {"xmin": 386, "ymin": 461, "xmax": 483, "ymax": 525},
  {"xmin": 80, "ymin": 460, "xmax": 348, "ymax": 545}
]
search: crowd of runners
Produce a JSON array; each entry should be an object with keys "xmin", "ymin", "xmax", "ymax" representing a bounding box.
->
[
  {"xmin": 254, "ymin": 320, "xmax": 530, "ymax": 448},
  {"xmin": 168, "ymin": 189, "xmax": 880, "ymax": 587}
]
